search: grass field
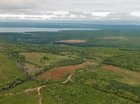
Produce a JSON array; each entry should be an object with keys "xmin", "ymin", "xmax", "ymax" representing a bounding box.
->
[
  {"xmin": 0, "ymin": 52, "xmax": 26, "ymax": 87},
  {"xmin": 0, "ymin": 92, "xmax": 38, "ymax": 104},
  {"xmin": 20, "ymin": 52, "xmax": 71, "ymax": 66}
]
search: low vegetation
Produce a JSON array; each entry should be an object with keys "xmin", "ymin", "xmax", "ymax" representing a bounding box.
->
[
  {"xmin": 0, "ymin": 52, "xmax": 26, "ymax": 90},
  {"xmin": 0, "ymin": 29, "xmax": 140, "ymax": 104}
]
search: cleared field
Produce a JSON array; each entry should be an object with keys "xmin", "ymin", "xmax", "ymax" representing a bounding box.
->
[
  {"xmin": 57, "ymin": 39, "xmax": 87, "ymax": 44},
  {"xmin": 100, "ymin": 65, "xmax": 140, "ymax": 85},
  {"xmin": 20, "ymin": 52, "xmax": 70, "ymax": 66},
  {"xmin": 40, "ymin": 62, "xmax": 92, "ymax": 80},
  {"xmin": 0, "ymin": 52, "xmax": 26, "ymax": 87}
]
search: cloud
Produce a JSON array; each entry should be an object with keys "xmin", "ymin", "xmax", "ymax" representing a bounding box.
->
[
  {"xmin": 0, "ymin": 0, "xmax": 140, "ymax": 12},
  {"xmin": 0, "ymin": 11, "xmax": 111, "ymax": 20},
  {"xmin": 0, "ymin": 0, "xmax": 140, "ymax": 20},
  {"xmin": 0, "ymin": 0, "xmax": 38, "ymax": 10},
  {"xmin": 83, "ymin": 12, "xmax": 110, "ymax": 17},
  {"xmin": 0, "ymin": 11, "xmax": 77, "ymax": 20},
  {"xmin": 0, "ymin": 11, "xmax": 137, "ymax": 20},
  {"xmin": 131, "ymin": 11, "xmax": 140, "ymax": 17}
]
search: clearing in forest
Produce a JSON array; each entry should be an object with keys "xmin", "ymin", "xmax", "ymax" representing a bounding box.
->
[
  {"xmin": 57, "ymin": 39, "xmax": 87, "ymax": 44},
  {"xmin": 40, "ymin": 62, "xmax": 92, "ymax": 80}
]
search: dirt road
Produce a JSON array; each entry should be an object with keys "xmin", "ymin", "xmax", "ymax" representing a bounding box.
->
[{"xmin": 62, "ymin": 74, "xmax": 73, "ymax": 84}]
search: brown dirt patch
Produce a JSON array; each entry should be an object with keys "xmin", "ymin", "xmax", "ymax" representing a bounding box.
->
[
  {"xmin": 100, "ymin": 65, "xmax": 140, "ymax": 81},
  {"xmin": 40, "ymin": 62, "xmax": 91, "ymax": 80},
  {"xmin": 57, "ymin": 39, "xmax": 86, "ymax": 44}
]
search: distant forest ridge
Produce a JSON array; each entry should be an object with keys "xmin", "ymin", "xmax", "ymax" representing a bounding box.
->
[{"xmin": 0, "ymin": 20, "xmax": 140, "ymax": 30}]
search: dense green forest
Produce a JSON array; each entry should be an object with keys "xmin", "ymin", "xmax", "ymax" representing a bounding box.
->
[{"xmin": 0, "ymin": 30, "xmax": 140, "ymax": 49}]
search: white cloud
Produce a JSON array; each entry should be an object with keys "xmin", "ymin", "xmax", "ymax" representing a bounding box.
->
[
  {"xmin": 0, "ymin": 0, "xmax": 140, "ymax": 20},
  {"xmin": 83, "ymin": 12, "xmax": 110, "ymax": 17},
  {"xmin": 0, "ymin": 11, "xmax": 140, "ymax": 20},
  {"xmin": 0, "ymin": 0, "xmax": 140, "ymax": 13},
  {"xmin": 0, "ymin": 14, "xmax": 57, "ymax": 20},
  {"xmin": 0, "ymin": 11, "xmax": 110, "ymax": 20},
  {"xmin": 46, "ymin": 11, "xmax": 70, "ymax": 15},
  {"xmin": 131, "ymin": 11, "xmax": 140, "ymax": 17},
  {"xmin": 0, "ymin": 11, "xmax": 74, "ymax": 20}
]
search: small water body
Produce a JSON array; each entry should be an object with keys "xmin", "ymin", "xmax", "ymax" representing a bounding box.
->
[{"xmin": 0, "ymin": 27, "xmax": 99, "ymax": 33}]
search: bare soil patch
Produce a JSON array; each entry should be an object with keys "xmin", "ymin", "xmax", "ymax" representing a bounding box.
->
[
  {"xmin": 57, "ymin": 39, "xmax": 86, "ymax": 44},
  {"xmin": 40, "ymin": 62, "xmax": 91, "ymax": 80},
  {"xmin": 100, "ymin": 65, "xmax": 140, "ymax": 81}
]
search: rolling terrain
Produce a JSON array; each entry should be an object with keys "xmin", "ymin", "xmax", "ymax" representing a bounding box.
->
[{"xmin": 0, "ymin": 28, "xmax": 140, "ymax": 104}]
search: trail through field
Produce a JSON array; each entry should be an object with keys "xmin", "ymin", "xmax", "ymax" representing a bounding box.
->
[
  {"xmin": 21, "ymin": 85, "xmax": 45, "ymax": 104},
  {"xmin": 0, "ymin": 61, "xmax": 94, "ymax": 104},
  {"xmin": 0, "ymin": 85, "xmax": 46, "ymax": 104},
  {"xmin": 1, "ymin": 64, "xmax": 140, "ymax": 104},
  {"xmin": 62, "ymin": 74, "xmax": 73, "ymax": 84},
  {"xmin": 37, "ymin": 87, "xmax": 42, "ymax": 104},
  {"xmin": 1, "ymin": 73, "xmax": 74, "ymax": 104},
  {"xmin": 40, "ymin": 61, "xmax": 93, "ymax": 80}
]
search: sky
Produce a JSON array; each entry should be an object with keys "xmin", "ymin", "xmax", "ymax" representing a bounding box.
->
[{"xmin": 0, "ymin": 0, "xmax": 140, "ymax": 20}]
